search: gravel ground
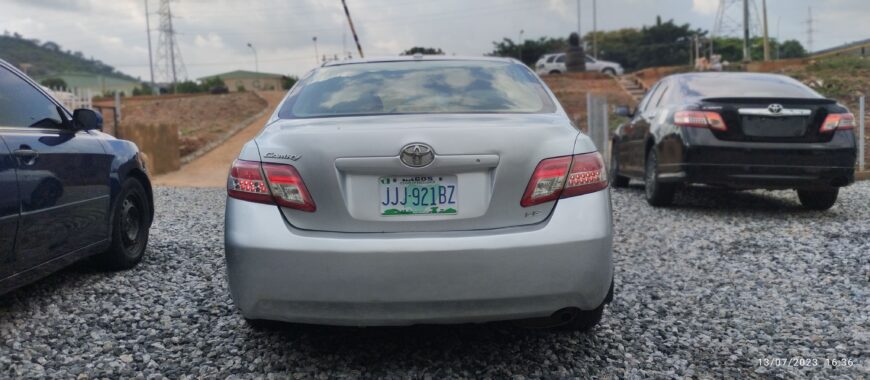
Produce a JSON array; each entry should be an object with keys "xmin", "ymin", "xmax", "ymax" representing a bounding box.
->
[{"xmin": 1, "ymin": 183, "xmax": 868, "ymax": 378}]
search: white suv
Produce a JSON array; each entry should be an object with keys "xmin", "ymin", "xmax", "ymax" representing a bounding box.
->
[{"xmin": 535, "ymin": 53, "xmax": 624, "ymax": 76}]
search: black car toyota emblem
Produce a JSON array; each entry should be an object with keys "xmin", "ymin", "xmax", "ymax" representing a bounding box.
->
[
  {"xmin": 400, "ymin": 143, "xmax": 435, "ymax": 168},
  {"xmin": 768, "ymin": 103, "xmax": 783, "ymax": 114}
]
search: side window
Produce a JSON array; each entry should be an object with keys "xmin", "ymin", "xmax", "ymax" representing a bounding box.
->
[
  {"xmin": 546, "ymin": 55, "xmax": 556, "ymax": 63},
  {"xmin": 555, "ymin": 55, "xmax": 566, "ymax": 63},
  {"xmin": 585, "ymin": 56, "xmax": 595, "ymax": 63},
  {"xmin": 654, "ymin": 85, "xmax": 670, "ymax": 108},
  {"xmin": 637, "ymin": 82, "xmax": 660, "ymax": 114},
  {"xmin": 0, "ymin": 67, "xmax": 62, "ymax": 128}
]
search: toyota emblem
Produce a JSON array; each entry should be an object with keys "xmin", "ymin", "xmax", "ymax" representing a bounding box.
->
[
  {"xmin": 400, "ymin": 143, "xmax": 435, "ymax": 168},
  {"xmin": 768, "ymin": 103, "xmax": 783, "ymax": 114}
]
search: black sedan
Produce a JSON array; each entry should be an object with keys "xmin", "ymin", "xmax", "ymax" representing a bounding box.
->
[
  {"xmin": 610, "ymin": 72, "xmax": 857, "ymax": 210},
  {"xmin": 0, "ymin": 59, "xmax": 153, "ymax": 295}
]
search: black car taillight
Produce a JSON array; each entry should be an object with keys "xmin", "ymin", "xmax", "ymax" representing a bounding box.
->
[
  {"xmin": 227, "ymin": 159, "xmax": 316, "ymax": 212},
  {"xmin": 819, "ymin": 112, "xmax": 855, "ymax": 133},
  {"xmin": 674, "ymin": 110, "xmax": 728, "ymax": 131},
  {"xmin": 521, "ymin": 152, "xmax": 608, "ymax": 207}
]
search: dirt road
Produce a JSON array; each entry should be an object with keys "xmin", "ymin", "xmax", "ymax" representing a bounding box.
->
[{"xmin": 154, "ymin": 91, "xmax": 284, "ymax": 187}]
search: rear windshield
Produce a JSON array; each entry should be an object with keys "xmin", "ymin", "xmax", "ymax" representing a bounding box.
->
[
  {"xmin": 278, "ymin": 60, "xmax": 556, "ymax": 118},
  {"xmin": 677, "ymin": 74, "xmax": 823, "ymax": 99}
]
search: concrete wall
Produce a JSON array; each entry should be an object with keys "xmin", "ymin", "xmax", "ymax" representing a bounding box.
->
[
  {"xmin": 224, "ymin": 77, "xmax": 282, "ymax": 92},
  {"xmin": 117, "ymin": 123, "xmax": 180, "ymax": 175}
]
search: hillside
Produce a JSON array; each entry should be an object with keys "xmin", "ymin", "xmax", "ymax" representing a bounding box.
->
[
  {"xmin": 0, "ymin": 33, "xmax": 136, "ymax": 81},
  {"xmin": 779, "ymin": 56, "xmax": 870, "ymax": 112}
]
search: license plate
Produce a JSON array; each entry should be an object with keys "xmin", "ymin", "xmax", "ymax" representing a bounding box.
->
[{"xmin": 379, "ymin": 175, "xmax": 458, "ymax": 216}]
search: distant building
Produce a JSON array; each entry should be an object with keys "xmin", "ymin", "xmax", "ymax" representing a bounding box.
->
[
  {"xmin": 35, "ymin": 72, "xmax": 140, "ymax": 96},
  {"xmin": 197, "ymin": 70, "xmax": 284, "ymax": 92},
  {"xmin": 812, "ymin": 38, "xmax": 870, "ymax": 59}
]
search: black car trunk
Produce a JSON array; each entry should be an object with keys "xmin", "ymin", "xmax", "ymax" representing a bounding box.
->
[{"xmin": 701, "ymin": 97, "xmax": 837, "ymax": 143}]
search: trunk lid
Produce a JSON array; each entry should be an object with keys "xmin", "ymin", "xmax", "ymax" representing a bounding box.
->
[
  {"xmin": 255, "ymin": 113, "xmax": 581, "ymax": 233},
  {"xmin": 700, "ymin": 97, "xmax": 837, "ymax": 143}
]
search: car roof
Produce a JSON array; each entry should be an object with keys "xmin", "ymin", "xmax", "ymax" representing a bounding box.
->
[{"xmin": 321, "ymin": 55, "xmax": 520, "ymax": 68}]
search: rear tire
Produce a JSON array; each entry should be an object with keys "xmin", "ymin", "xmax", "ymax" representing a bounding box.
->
[
  {"xmin": 797, "ymin": 189, "xmax": 838, "ymax": 210},
  {"xmin": 95, "ymin": 178, "xmax": 151, "ymax": 270},
  {"xmin": 644, "ymin": 149, "xmax": 676, "ymax": 207},
  {"xmin": 549, "ymin": 70, "xmax": 562, "ymax": 75},
  {"xmin": 559, "ymin": 305, "xmax": 604, "ymax": 332},
  {"xmin": 609, "ymin": 145, "xmax": 629, "ymax": 188},
  {"xmin": 602, "ymin": 68, "xmax": 616, "ymax": 75}
]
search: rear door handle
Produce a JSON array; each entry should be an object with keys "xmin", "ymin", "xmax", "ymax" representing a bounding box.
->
[{"xmin": 13, "ymin": 147, "xmax": 39, "ymax": 164}]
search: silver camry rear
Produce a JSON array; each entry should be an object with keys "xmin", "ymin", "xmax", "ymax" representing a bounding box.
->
[{"xmin": 224, "ymin": 57, "xmax": 613, "ymax": 330}]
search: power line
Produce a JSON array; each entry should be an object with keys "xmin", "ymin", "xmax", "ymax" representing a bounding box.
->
[
  {"xmin": 155, "ymin": 0, "xmax": 187, "ymax": 87},
  {"xmin": 805, "ymin": 6, "xmax": 815, "ymax": 53}
]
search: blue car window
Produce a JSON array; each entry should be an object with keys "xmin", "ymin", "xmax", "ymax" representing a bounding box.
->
[{"xmin": 0, "ymin": 67, "xmax": 62, "ymax": 128}]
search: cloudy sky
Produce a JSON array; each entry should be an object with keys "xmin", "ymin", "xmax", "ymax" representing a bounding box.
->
[{"xmin": 2, "ymin": 0, "xmax": 868, "ymax": 81}]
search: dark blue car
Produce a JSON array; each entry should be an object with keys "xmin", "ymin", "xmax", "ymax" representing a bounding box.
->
[{"xmin": 0, "ymin": 59, "xmax": 153, "ymax": 295}]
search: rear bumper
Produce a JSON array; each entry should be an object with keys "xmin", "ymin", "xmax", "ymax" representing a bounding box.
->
[
  {"xmin": 660, "ymin": 129, "xmax": 857, "ymax": 189},
  {"xmin": 224, "ymin": 191, "xmax": 613, "ymax": 326}
]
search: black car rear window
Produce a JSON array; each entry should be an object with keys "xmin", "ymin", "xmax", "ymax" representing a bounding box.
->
[
  {"xmin": 277, "ymin": 60, "xmax": 556, "ymax": 119},
  {"xmin": 677, "ymin": 74, "xmax": 823, "ymax": 99}
]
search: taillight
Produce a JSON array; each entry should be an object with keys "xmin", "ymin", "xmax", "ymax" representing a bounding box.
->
[
  {"xmin": 674, "ymin": 110, "xmax": 727, "ymax": 131},
  {"xmin": 820, "ymin": 112, "xmax": 855, "ymax": 133},
  {"xmin": 521, "ymin": 152, "xmax": 608, "ymax": 207},
  {"xmin": 227, "ymin": 159, "xmax": 316, "ymax": 212},
  {"xmin": 227, "ymin": 159, "xmax": 272, "ymax": 204},
  {"xmin": 262, "ymin": 163, "xmax": 316, "ymax": 212}
]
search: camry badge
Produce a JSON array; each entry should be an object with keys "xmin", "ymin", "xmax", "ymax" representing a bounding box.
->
[
  {"xmin": 767, "ymin": 104, "xmax": 783, "ymax": 114},
  {"xmin": 400, "ymin": 143, "xmax": 435, "ymax": 168},
  {"xmin": 264, "ymin": 152, "xmax": 302, "ymax": 161}
]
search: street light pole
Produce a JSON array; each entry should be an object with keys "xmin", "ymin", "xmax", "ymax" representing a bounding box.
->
[
  {"xmin": 592, "ymin": 0, "xmax": 598, "ymax": 58},
  {"xmin": 576, "ymin": 0, "xmax": 582, "ymax": 39},
  {"xmin": 246, "ymin": 42, "xmax": 258, "ymax": 73},
  {"xmin": 312, "ymin": 36, "xmax": 319, "ymax": 65},
  {"xmin": 518, "ymin": 29, "xmax": 524, "ymax": 63}
]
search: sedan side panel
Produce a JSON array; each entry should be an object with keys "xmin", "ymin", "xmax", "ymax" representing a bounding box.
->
[
  {"xmin": 3, "ymin": 128, "xmax": 113, "ymax": 272},
  {"xmin": 0, "ymin": 135, "xmax": 19, "ymax": 280}
]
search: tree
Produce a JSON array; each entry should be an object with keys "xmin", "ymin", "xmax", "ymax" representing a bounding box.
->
[
  {"xmin": 132, "ymin": 82, "xmax": 154, "ymax": 96},
  {"xmin": 40, "ymin": 77, "xmax": 67, "ymax": 89},
  {"xmin": 401, "ymin": 47, "xmax": 445, "ymax": 55},
  {"xmin": 779, "ymin": 40, "xmax": 807, "ymax": 59},
  {"xmin": 489, "ymin": 37, "xmax": 566, "ymax": 67},
  {"xmin": 282, "ymin": 75, "xmax": 298, "ymax": 90},
  {"xmin": 199, "ymin": 76, "xmax": 225, "ymax": 91},
  {"xmin": 175, "ymin": 80, "xmax": 202, "ymax": 94}
]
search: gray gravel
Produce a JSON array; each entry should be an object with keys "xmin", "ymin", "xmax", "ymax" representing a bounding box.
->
[{"xmin": 2, "ymin": 182, "xmax": 868, "ymax": 378}]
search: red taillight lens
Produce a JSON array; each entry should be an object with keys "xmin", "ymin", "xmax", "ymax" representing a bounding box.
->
[
  {"xmin": 261, "ymin": 163, "xmax": 316, "ymax": 212},
  {"xmin": 562, "ymin": 152, "xmax": 609, "ymax": 198},
  {"xmin": 521, "ymin": 152, "xmax": 608, "ymax": 207},
  {"xmin": 227, "ymin": 159, "xmax": 272, "ymax": 204},
  {"xmin": 227, "ymin": 159, "xmax": 316, "ymax": 212},
  {"xmin": 820, "ymin": 112, "xmax": 855, "ymax": 133},
  {"xmin": 674, "ymin": 110, "xmax": 727, "ymax": 131}
]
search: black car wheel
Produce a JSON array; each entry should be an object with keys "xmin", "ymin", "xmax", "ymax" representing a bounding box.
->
[
  {"xmin": 609, "ymin": 145, "xmax": 629, "ymax": 188},
  {"xmin": 96, "ymin": 178, "xmax": 151, "ymax": 270},
  {"xmin": 602, "ymin": 68, "xmax": 616, "ymax": 75},
  {"xmin": 644, "ymin": 149, "xmax": 676, "ymax": 207},
  {"xmin": 549, "ymin": 70, "xmax": 562, "ymax": 75},
  {"xmin": 797, "ymin": 189, "xmax": 839, "ymax": 210}
]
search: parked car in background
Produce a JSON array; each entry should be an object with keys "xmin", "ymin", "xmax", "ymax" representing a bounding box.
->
[
  {"xmin": 610, "ymin": 72, "xmax": 857, "ymax": 209},
  {"xmin": 535, "ymin": 53, "xmax": 624, "ymax": 75},
  {"xmin": 0, "ymin": 59, "xmax": 154, "ymax": 295},
  {"xmin": 225, "ymin": 56, "xmax": 614, "ymax": 331}
]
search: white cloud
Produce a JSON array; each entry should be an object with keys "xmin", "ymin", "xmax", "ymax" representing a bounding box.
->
[
  {"xmin": 194, "ymin": 33, "xmax": 225, "ymax": 49},
  {"xmin": 692, "ymin": 0, "xmax": 719, "ymax": 15}
]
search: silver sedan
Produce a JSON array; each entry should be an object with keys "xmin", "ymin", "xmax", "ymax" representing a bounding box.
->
[{"xmin": 224, "ymin": 56, "xmax": 613, "ymax": 331}]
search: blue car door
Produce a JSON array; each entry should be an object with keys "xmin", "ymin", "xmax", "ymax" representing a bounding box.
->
[
  {"xmin": 0, "ymin": 65, "xmax": 113, "ymax": 272},
  {"xmin": 0, "ymin": 135, "xmax": 19, "ymax": 280}
]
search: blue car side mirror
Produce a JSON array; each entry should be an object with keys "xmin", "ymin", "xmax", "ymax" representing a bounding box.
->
[{"xmin": 72, "ymin": 108, "xmax": 103, "ymax": 131}]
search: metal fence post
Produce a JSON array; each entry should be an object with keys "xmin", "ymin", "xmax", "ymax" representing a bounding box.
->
[{"xmin": 860, "ymin": 95, "xmax": 866, "ymax": 172}]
